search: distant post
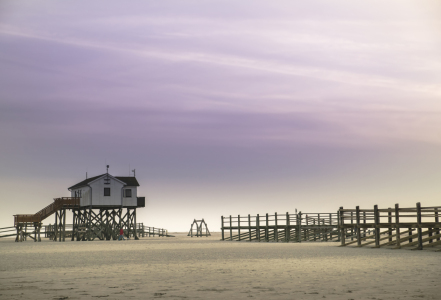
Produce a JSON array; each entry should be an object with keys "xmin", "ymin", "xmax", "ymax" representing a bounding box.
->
[
  {"xmin": 374, "ymin": 205, "xmax": 380, "ymax": 248},
  {"xmin": 221, "ymin": 216, "xmax": 224, "ymax": 241},
  {"xmin": 339, "ymin": 207, "xmax": 345, "ymax": 246},
  {"xmin": 356, "ymin": 206, "xmax": 361, "ymax": 247},
  {"xmin": 416, "ymin": 202, "xmax": 423, "ymax": 250},
  {"xmin": 395, "ymin": 204, "xmax": 401, "ymax": 248},
  {"xmin": 238, "ymin": 215, "xmax": 241, "ymax": 241}
]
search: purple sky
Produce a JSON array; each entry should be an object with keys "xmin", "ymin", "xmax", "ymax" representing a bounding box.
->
[{"xmin": 1, "ymin": 1, "xmax": 441, "ymax": 231}]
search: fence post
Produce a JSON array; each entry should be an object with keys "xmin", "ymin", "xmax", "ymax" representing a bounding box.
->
[
  {"xmin": 339, "ymin": 207, "xmax": 345, "ymax": 246},
  {"xmin": 229, "ymin": 215, "xmax": 232, "ymax": 241},
  {"xmin": 238, "ymin": 215, "xmax": 241, "ymax": 241},
  {"xmin": 416, "ymin": 202, "xmax": 423, "ymax": 250},
  {"xmin": 265, "ymin": 213, "xmax": 269, "ymax": 242},
  {"xmin": 257, "ymin": 214, "xmax": 260, "ymax": 242},
  {"xmin": 374, "ymin": 205, "xmax": 380, "ymax": 248},
  {"xmin": 363, "ymin": 211, "xmax": 367, "ymax": 238},
  {"xmin": 221, "ymin": 216, "xmax": 224, "ymax": 241},
  {"xmin": 388, "ymin": 208, "xmax": 392, "ymax": 243},
  {"xmin": 435, "ymin": 208, "xmax": 440, "ymax": 242},
  {"xmin": 275, "ymin": 212, "xmax": 278, "ymax": 242},
  {"xmin": 395, "ymin": 204, "xmax": 401, "ymax": 248},
  {"xmin": 327, "ymin": 213, "xmax": 331, "ymax": 241},
  {"xmin": 317, "ymin": 214, "xmax": 320, "ymax": 241},
  {"xmin": 356, "ymin": 206, "xmax": 361, "ymax": 247},
  {"xmin": 305, "ymin": 215, "xmax": 309, "ymax": 241},
  {"xmin": 286, "ymin": 212, "xmax": 290, "ymax": 242},
  {"xmin": 297, "ymin": 211, "xmax": 302, "ymax": 243},
  {"xmin": 248, "ymin": 214, "xmax": 251, "ymax": 241},
  {"xmin": 350, "ymin": 211, "xmax": 354, "ymax": 241}
]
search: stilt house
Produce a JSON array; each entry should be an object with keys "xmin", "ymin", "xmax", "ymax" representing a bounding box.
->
[{"xmin": 68, "ymin": 173, "xmax": 145, "ymax": 208}]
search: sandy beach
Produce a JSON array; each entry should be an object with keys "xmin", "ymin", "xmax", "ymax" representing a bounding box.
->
[{"xmin": 0, "ymin": 233, "xmax": 439, "ymax": 300}]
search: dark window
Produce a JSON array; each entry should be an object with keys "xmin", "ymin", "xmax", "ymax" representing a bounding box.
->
[
  {"xmin": 104, "ymin": 188, "xmax": 111, "ymax": 196},
  {"xmin": 125, "ymin": 189, "xmax": 132, "ymax": 198}
]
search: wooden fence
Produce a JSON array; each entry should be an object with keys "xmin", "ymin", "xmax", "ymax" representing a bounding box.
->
[
  {"xmin": 339, "ymin": 203, "xmax": 441, "ymax": 250},
  {"xmin": 41, "ymin": 223, "xmax": 173, "ymax": 240},
  {"xmin": 136, "ymin": 224, "xmax": 173, "ymax": 237},
  {"xmin": 0, "ymin": 226, "xmax": 17, "ymax": 239},
  {"xmin": 221, "ymin": 212, "xmax": 340, "ymax": 242}
]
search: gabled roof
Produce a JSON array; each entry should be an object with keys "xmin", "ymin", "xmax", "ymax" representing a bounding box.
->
[
  {"xmin": 115, "ymin": 176, "xmax": 140, "ymax": 187},
  {"xmin": 68, "ymin": 174, "xmax": 103, "ymax": 190},
  {"xmin": 68, "ymin": 174, "xmax": 140, "ymax": 190}
]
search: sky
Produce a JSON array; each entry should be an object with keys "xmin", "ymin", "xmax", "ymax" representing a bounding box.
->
[{"xmin": 1, "ymin": 0, "xmax": 440, "ymax": 231}]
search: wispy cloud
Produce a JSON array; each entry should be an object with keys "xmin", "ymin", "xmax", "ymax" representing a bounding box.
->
[{"xmin": 1, "ymin": 24, "xmax": 440, "ymax": 99}]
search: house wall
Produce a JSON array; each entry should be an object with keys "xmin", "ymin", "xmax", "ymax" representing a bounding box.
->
[
  {"xmin": 89, "ymin": 177, "xmax": 124, "ymax": 206},
  {"xmin": 122, "ymin": 187, "xmax": 138, "ymax": 207},
  {"xmin": 70, "ymin": 175, "xmax": 138, "ymax": 207},
  {"xmin": 71, "ymin": 187, "xmax": 91, "ymax": 206}
]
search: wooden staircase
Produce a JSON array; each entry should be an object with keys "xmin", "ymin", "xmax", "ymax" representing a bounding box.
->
[{"xmin": 14, "ymin": 197, "xmax": 80, "ymax": 225}]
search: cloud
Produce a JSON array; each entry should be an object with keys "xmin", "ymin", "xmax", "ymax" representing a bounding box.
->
[{"xmin": 1, "ymin": 22, "xmax": 440, "ymax": 99}]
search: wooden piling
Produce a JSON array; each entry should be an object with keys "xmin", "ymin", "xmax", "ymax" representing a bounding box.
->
[
  {"xmin": 416, "ymin": 202, "xmax": 423, "ymax": 250},
  {"xmin": 395, "ymin": 204, "xmax": 401, "ymax": 248},
  {"xmin": 238, "ymin": 215, "xmax": 241, "ymax": 241},
  {"xmin": 221, "ymin": 216, "xmax": 224, "ymax": 241},
  {"xmin": 435, "ymin": 208, "xmax": 440, "ymax": 242},
  {"xmin": 356, "ymin": 206, "xmax": 361, "ymax": 247},
  {"xmin": 265, "ymin": 213, "xmax": 269, "ymax": 242},
  {"xmin": 339, "ymin": 207, "xmax": 345, "ymax": 246},
  {"xmin": 248, "ymin": 214, "xmax": 251, "ymax": 241},
  {"xmin": 387, "ymin": 208, "xmax": 392, "ymax": 243},
  {"xmin": 257, "ymin": 214, "xmax": 260, "ymax": 242},
  {"xmin": 374, "ymin": 205, "xmax": 380, "ymax": 248}
]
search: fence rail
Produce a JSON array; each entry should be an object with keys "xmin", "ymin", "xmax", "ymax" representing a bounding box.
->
[
  {"xmin": 41, "ymin": 223, "xmax": 173, "ymax": 240},
  {"xmin": 339, "ymin": 202, "xmax": 441, "ymax": 250},
  {"xmin": 221, "ymin": 212, "xmax": 340, "ymax": 242}
]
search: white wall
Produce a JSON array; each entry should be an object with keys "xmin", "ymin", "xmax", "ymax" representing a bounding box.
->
[
  {"xmin": 71, "ymin": 187, "xmax": 91, "ymax": 206},
  {"xmin": 122, "ymin": 187, "xmax": 137, "ymax": 207},
  {"xmin": 70, "ymin": 175, "xmax": 138, "ymax": 207},
  {"xmin": 89, "ymin": 176, "xmax": 124, "ymax": 206}
]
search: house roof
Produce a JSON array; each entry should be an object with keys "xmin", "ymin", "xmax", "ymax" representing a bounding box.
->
[
  {"xmin": 114, "ymin": 176, "xmax": 140, "ymax": 187},
  {"xmin": 68, "ymin": 174, "xmax": 140, "ymax": 190}
]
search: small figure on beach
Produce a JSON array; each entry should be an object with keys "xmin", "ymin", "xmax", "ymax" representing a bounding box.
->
[{"xmin": 118, "ymin": 228, "xmax": 125, "ymax": 241}]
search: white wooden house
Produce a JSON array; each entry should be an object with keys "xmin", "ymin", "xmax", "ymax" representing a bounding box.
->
[{"xmin": 68, "ymin": 173, "xmax": 143, "ymax": 207}]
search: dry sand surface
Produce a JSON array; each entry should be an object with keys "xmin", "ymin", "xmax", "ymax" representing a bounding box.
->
[{"xmin": 0, "ymin": 233, "xmax": 440, "ymax": 300}]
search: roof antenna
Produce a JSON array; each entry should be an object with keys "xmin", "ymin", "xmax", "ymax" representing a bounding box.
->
[
  {"xmin": 104, "ymin": 165, "xmax": 110, "ymax": 184},
  {"xmin": 132, "ymin": 169, "xmax": 136, "ymax": 177}
]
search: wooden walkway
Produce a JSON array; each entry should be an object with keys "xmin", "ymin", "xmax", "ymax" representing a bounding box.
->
[
  {"xmin": 42, "ymin": 223, "xmax": 173, "ymax": 240},
  {"xmin": 221, "ymin": 212, "xmax": 340, "ymax": 242},
  {"xmin": 339, "ymin": 202, "xmax": 441, "ymax": 251}
]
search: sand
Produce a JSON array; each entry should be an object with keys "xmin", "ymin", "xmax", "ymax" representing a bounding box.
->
[{"xmin": 0, "ymin": 233, "xmax": 439, "ymax": 300}]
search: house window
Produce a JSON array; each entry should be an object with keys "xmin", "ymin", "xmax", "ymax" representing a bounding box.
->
[
  {"xmin": 125, "ymin": 189, "xmax": 132, "ymax": 198},
  {"xmin": 104, "ymin": 188, "xmax": 111, "ymax": 196}
]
